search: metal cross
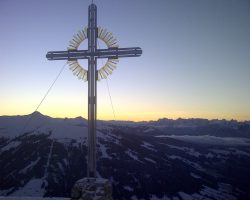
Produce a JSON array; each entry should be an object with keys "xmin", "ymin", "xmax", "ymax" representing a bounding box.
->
[{"xmin": 46, "ymin": 3, "xmax": 142, "ymax": 178}]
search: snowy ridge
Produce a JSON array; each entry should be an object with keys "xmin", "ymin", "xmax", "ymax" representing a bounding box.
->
[
  {"xmin": 156, "ymin": 135, "xmax": 250, "ymax": 146},
  {"xmin": 0, "ymin": 112, "xmax": 88, "ymax": 139},
  {"xmin": 0, "ymin": 112, "xmax": 250, "ymax": 199}
]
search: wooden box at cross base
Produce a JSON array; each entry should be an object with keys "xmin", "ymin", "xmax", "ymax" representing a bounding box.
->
[{"xmin": 70, "ymin": 178, "xmax": 113, "ymax": 200}]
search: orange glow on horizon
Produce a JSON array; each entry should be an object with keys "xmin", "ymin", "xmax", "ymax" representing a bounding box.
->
[
  {"xmin": 1, "ymin": 97, "xmax": 249, "ymax": 122},
  {"xmin": 1, "ymin": 108, "xmax": 249, "ymax": 122}
]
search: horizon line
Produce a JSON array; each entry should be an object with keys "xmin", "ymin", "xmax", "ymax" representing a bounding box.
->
[{"xmin": 1, "ymin": 111, "xmax": 249, "ymax": 123}]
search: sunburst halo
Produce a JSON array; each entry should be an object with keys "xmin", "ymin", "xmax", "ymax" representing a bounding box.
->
[{"xmin": 67, "ymin": 26, "xmax": 119, "ymax": 81}]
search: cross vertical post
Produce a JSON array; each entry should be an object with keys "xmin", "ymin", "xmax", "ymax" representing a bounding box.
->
[
  {"xmin": 46, "ymin": 2, "xmax": 142, "ymax": 182},
  {"xmin": 87, "ymin": 3, "xmax": 97, "ymax": 178}
]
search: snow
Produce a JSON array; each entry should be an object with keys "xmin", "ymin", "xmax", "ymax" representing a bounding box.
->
[
  {"xmin": 125, "ymin": 149, "xmax": 138, "ymax": 160},
  {"xmin": 144, "ymin": 157, "xmax": 156, "ymax": 164},
  {"xmin": 178, "ymin": 192, "xmax": 193, "ymax": 200},
  {"xmin": 10, "ymin": 179, "xmax": 45, "ymax": 197},
  {"xmin": 49, "ymin": 123, "xmax": 88, "ymax": 139},
  {"xmin": 229, "ymin": 148, "xmax": 250, "ymax": 157},
  {"xmin": 169, "ymin": 156, "xmax": 205, "ymax": 172},
  {"xmin": 96, "ymin": 171, "xmax": 102, "ymax": 178},
  {"xmin": 97, "ymin": 130, "xmax": 121, "ymax": 144},
  {"xmin": 19, "ymin": 157, "xmax": 40, "ymax": 174},
  {"xmin": 205, "ymin": 152, "xmax": 214, "ymax": 158},
  {"xmin": 150, "ymin": 195, "xmax": 171, "ymax": 200},
  {"xmin": 190, "ymin": 173, "xmax": 201, "ymax": 179},
  {"xmin": 141, "ymin": 142, "xmax": 157, "ymax": 152},
  {"xmin": 156, "ymin": 135, "xmax": 250, "ymax": 146},
  {"xmin": 169, "ymin": 183, "xmax": 237, "ymax": 200},
  {"xmin": 209, "ymin": 148, "xmax": 250, "ymax": 158},
  {"xmin": 199, "ymin": 185, "xmax": 237, "ymax": 200},
  {"xmin": 43, "ymin": 139, "xmax": 54, "ymax": 181},
  {"xmin": 211, "ymin": 149, "xmax": 230, "ymax": 155},
  {"xmin": 0, "ymin": 113, "xmax": 88, "ymax": 139},
  {"xmin": 57, "ymin": 162, "xmax": 64, "ymax": 172},
  {"xmin": 125, "ymin": 149, "xmax": 143, "ymax": 163},
  {"xmin": 167, "ymin": 144, "xmax": 201, "ymax": 157},
  {"xmin": 1, "ymin": 141, "xmax": 21, "ymax": 152},
  {"xmin": 97, "ymin": 130, "xmax": 123, "ymax": 159},
  {"xmin": 123, "ymin": 186, "xmax": 133, "ymax": 192},
  {"xmin": 189, "ymin": 193, "xmax": 204, "ymax": 200},
  {"xmin": 144, "ymin": 127, "xmax": 154, "ymax": 133},
  {"xmin": 98, "ymin": 141, "xmax": 112, "ymax": 159},
  {"xmin": 0, "ymin": 113, "xmax": 248, "ymax": 199}
]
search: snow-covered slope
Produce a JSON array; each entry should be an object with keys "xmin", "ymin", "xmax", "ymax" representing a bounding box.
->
[
  {"xmin": 156, "ymin": 135, "xmax": 250, "ymax": 146},
  {"xmin": 0, "ymin": 112, "xmax": 88, "ymax": 139},
  {"xmin": 0, "ymin": 113, "xmax": 250, "ymax": 199}
]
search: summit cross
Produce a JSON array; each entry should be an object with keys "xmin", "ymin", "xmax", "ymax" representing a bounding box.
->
[{"xmin": 46, "ymin": 3, "xmax": 142, "ymax": 178}]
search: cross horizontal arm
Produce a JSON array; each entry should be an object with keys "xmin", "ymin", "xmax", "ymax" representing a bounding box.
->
[
  {"xmin": 46, "ymin": 47, "xmax": 142, "ymax": 61},
  {"xmin": 96, "ymin": 47, "xmax": 142, "ymax": 59},
  {"xmin": 46, "ymin": 50, "xmax": 89, "ymax": 61}
]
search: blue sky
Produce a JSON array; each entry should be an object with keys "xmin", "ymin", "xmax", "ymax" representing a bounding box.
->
[{"xmin": 0, "ymin": 0, "xmax": 249, "ymax": 121}]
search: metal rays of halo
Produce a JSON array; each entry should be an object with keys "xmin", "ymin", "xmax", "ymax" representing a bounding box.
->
[
  {"xmin": 97, "ymin": 27, "xmax": 119, "ymax": 81},
  {"xmin": 67, "ymin": 27, "xmax": 88, "ymax": 81},
  {"xmin": 66, "ymin": 26, "xmax": 119, "ymax": 82}
]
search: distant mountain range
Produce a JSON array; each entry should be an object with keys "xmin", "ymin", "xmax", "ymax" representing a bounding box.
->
[{"xmin": 0, "ymin": 112, "xmax": 250, "ymax": 199}]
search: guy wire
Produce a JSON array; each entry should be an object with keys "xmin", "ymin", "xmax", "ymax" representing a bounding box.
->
[
  {"xmin": 19, "ymin": 63, "xmax": 67, "ymax": 135},
  {"xmin": 97, "ymin": 40, "xmax": 116, "ymax": 121}
]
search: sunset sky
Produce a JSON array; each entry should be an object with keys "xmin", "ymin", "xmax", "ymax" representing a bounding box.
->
[{"xmin": 0, "ymin": 0, "xmax": 249, "ymax": 121}]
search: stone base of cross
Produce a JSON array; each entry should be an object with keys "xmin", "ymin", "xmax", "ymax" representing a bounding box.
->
[{"xmin": 70, "ymin": 178, "xmax": 113, "ymax": 200}]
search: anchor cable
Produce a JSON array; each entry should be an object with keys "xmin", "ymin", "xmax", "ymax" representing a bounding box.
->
[
  {"xmin": 97, "ymin": 40, "xmax": 116, "ymax": 121},
  {"xmin": 34, "ymin": 63, "xmax": 66, "ymax": 114},
  {"xmin": 20, "ymin": 63, "xmax": 67, "ymax": 134},
  {"xmin": 105, "ymin": 79, "xmax": 116, "ymax": 120}
]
